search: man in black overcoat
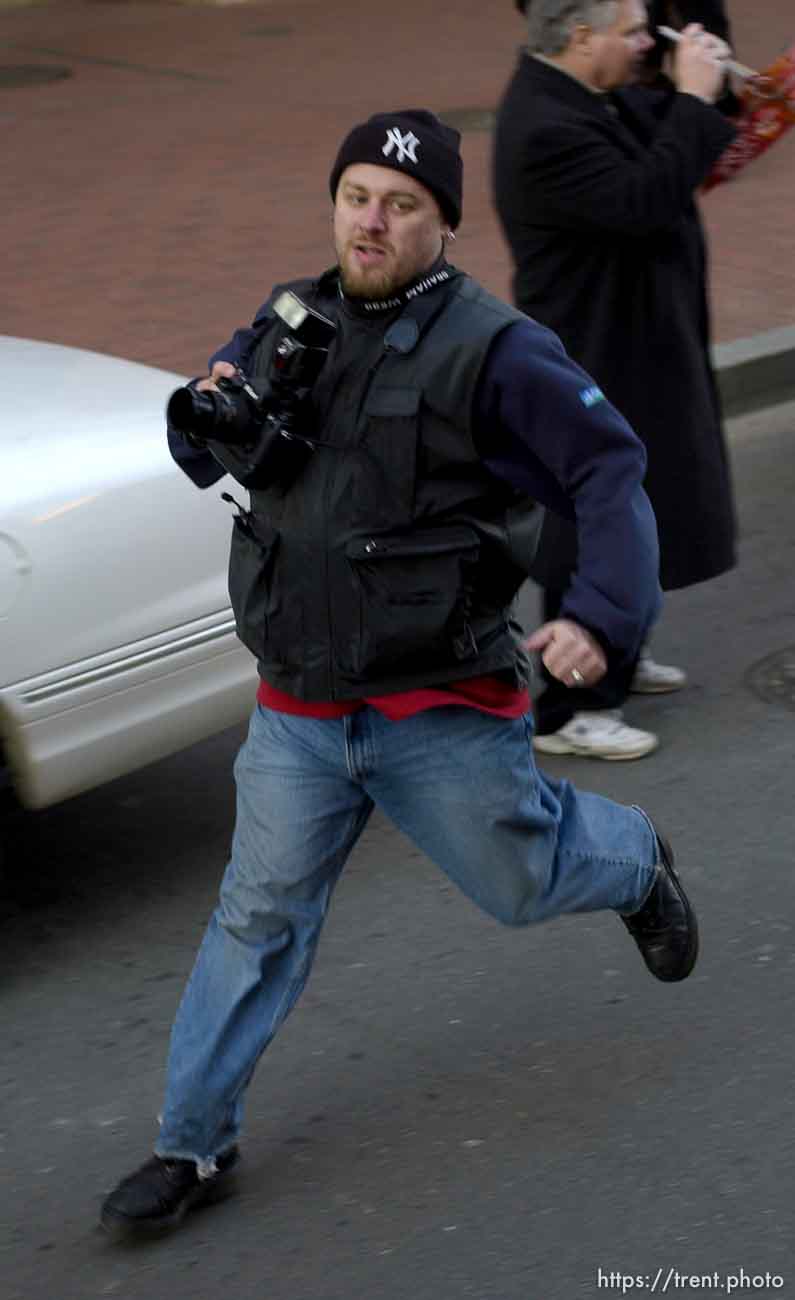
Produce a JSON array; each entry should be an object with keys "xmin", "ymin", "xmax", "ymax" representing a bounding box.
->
[{"xmin": 495, "ymin": 0, "xmax": 738, "ymax": 759}]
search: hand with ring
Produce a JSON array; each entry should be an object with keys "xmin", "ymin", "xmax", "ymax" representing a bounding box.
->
[{"xmin": 523, "ymin": 617, "xmax": 607, "ymax": 688}]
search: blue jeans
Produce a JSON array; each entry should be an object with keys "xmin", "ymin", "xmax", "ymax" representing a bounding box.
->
[{"xmin": 156, "ymin": 704, "xmax": 658, "ymax": 1167}]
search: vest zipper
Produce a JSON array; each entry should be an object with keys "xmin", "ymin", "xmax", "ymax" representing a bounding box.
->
[{"xmin": 325, "ymin": 350, "xmax": 392, "ymax": 701}]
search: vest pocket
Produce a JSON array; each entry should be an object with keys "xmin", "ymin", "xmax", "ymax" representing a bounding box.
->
[
  {"xmin": 344, "ymin": 525, "xmax": 481, "ymax": 676},
  {"xmin": 228, "ymin": 515, "xmax": 286, "ymax": 662}
]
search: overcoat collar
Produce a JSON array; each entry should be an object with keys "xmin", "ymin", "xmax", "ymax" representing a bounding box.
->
[
  {"xmin": 514, "ymin": 49, "xmax": 658, "ymax": 149},
  {"xmin": 516, "ymin": 50, "xmax": 619, "ymax": 116}
]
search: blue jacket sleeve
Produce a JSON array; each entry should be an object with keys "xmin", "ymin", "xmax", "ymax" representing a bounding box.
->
[{"xmin": 474, "ymin": 319, "xmax": 661, "ymax": 654}]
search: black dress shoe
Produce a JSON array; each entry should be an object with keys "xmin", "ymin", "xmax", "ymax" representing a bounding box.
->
[
  {"xmin": 100, "ymin": 1146, "xmax": 239, "ymax": 1239},
  {"xmin": 621, "ymin": 831, "xmax": 698, "ymax": 982}
]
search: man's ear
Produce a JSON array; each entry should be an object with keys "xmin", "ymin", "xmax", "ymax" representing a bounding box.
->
[{"xmin": 570, "ymin": 22, "xmax": 595, "ymax": 56}]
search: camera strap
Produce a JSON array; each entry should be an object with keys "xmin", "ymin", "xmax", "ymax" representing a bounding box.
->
[
  {"xmin": 305, "ymin": 273, "xmax": 461, "ymax": 448},
  {"xmin": 382, "ymin": 271, "xmax": 461, "ymax": 356}
]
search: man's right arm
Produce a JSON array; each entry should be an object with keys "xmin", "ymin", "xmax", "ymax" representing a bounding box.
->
[{"xmin": 167, "ymin": 297, "xmax": 278, "ymax": 488}]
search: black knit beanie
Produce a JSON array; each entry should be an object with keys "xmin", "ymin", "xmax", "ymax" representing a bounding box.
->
[{"xmin": 329, "ymin": 109, "xmax": 463, "ymax": 230}]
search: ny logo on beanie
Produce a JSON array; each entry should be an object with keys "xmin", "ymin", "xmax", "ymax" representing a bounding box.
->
[
  {"xmin": 382, "ymin": 128, "xmax": 420, "ymax": 165},
  {"xmin": 329, "ymin": 109, "xmax": 463, "ymax": 229}
]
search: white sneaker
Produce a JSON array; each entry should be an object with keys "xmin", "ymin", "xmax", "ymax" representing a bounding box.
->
[
  {"xmin": 532, "ymin": 710, "xmax": 659, "ymax": 761},
  {"xmin": 631, "ymin": 653, "xmax": 687, "ymax": 694}
]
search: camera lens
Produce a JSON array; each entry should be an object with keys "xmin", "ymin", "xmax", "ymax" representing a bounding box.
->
[{"xmin": 167, "ymin": 386, "xmax": 220, "ymax": 440}]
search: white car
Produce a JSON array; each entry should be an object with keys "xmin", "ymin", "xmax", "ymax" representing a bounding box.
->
[{"xmin": 0, "ymin": 337, "xmax": 257, "ymax": 816}]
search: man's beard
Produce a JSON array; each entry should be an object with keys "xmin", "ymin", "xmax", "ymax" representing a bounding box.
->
[{"xmin": 338, "ymin": 244, "xmax": 401, "ymax": 300}]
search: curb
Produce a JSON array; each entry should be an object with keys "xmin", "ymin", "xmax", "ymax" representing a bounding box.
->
[{"xmin": 714, "ymin": 325, "xmax": 795, "ymax": 418}]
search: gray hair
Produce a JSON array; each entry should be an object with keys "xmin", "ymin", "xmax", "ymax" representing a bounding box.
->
[{"xmin": 526, "ymin": 0, "xmax": 620, "ymax": 54}]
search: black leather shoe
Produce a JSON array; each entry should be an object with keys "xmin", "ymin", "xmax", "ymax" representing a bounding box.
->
[
  {"xmin": 621, "ymin": 831, "xmax": 698, "ymax": 982},
  {"xmin": 100, "ymin": 1147, "xmax": 239, "ymax": 1239}
]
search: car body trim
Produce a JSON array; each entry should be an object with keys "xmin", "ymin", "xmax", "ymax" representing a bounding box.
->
[{"xmin": 18, "ymin": 615, "xmax": 238, "ymax": 705}]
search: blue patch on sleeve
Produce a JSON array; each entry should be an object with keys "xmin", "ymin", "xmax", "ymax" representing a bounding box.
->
[{"xmin": 579, "ymin": 385, "xmax": 605, "ymax": 408}]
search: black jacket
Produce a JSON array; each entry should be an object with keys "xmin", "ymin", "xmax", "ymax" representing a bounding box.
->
[
  {"xmin": 170, "ymin": 267, "xmax": 662, "ymax": 687},
  {"xmin": 494, "ymin": 54, "xmax": 737, "ymax": 590},
  {"xmin": 219, "ymin": 271, "xmax": 543, "ymax": 701}
]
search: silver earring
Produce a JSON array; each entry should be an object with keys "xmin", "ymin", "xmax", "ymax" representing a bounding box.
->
[{"xmin": 445, "ymin": 230, "xmax": 456, "ymax": 242}]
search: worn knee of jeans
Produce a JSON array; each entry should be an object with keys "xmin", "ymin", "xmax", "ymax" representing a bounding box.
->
[{"xmin": 217, "ymin": 877, "xmax": 295, "ymax": 949}]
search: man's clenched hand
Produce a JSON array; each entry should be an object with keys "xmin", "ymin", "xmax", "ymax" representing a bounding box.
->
[{"xmin": 524, "ymin": 618, "xmax": 607, "ymax": 688}]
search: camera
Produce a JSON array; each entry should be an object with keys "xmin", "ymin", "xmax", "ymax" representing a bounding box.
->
[{"xmin": 166, "ymin": 290, "xmax": 337, "ymax": 489}]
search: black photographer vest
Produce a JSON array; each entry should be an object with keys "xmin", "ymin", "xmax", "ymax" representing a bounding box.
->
[{"xmin": 227, "ymin": 270, "xmax": 541, "ymax": 701}]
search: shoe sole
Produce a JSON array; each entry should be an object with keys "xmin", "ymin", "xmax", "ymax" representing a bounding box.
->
[
  {"xmin": 533, "ymin": 736, "xmax": 659, "ymax": 760},
  {"xmin": 100, "ymin": 1166, "xmax": 238, "ymax": 1241},
  {"xmin": 652, "ymin": 833, "xmax": 699, "ymax": 982}
]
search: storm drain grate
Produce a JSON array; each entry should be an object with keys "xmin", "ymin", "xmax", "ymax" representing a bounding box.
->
[
  {"xmin": 745, "ymin": 646, "xmax": 795, "ymax": 711},
  {"xmin": 0, "ymin": 64, "xmax": 72, "ymax": 88},
  {"xmin": 439, "ymin": 107, "xmax": 496, "ymax": 133}
]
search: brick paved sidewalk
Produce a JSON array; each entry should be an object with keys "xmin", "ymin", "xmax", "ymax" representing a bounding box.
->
[{"xmin": 1, "ymin": 0, "xmax": 792, "ymax": 374}]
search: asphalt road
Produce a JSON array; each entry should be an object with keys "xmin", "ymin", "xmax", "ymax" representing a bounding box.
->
[{"xmin": 2, "ymin": 401, "xmax": 794, "ymax": 1300}]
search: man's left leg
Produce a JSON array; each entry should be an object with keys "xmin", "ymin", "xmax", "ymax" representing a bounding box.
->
[{"xmin": 363, "ymin": 706, "xmax": 697, "ymax": 980}]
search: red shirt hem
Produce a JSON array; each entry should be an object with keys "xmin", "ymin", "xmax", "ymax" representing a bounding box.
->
[{"xmin": 256, "ymin": 677, "xmax": 530, "ymax": 721}]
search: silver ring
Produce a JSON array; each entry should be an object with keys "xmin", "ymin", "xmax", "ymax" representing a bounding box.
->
[{"xmin": 570, "ymin": 668, "xmax": 584, "ymax": 685}]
